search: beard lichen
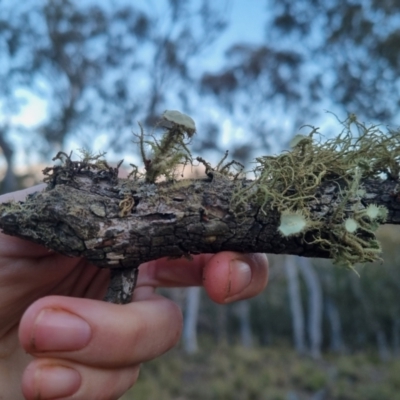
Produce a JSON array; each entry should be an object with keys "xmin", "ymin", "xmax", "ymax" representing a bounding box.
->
[
  {"xmin": 130, "ymin": 110, "xmax": 195, "ymax": 183},
  {"xmin": 231, "ymin": 114, "xmax": 400, "ymax": 269}
]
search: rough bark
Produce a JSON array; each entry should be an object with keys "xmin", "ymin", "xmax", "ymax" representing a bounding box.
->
[{"xmin": 0, "ymin": 161, "xmax": 399, "ymax": 303}]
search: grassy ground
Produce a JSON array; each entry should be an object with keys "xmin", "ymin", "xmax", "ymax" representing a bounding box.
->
[{"xmin": 120, "ymin": 345, "xmax": 400, "ymax": 400}]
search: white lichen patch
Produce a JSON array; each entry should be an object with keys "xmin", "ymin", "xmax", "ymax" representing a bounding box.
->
[
  {"xmin": 278, "ymin": 211, "xmax": 308, "ymax": 237},
  {"xmin": 365, "ymin": 204, "xmax": 387, "ymax": 221},
  {"xmin": 344, "ymin": 218, "xmax": 358, "ymax": 233},
  {"xmin": 162, "ymin": 110, "xmax": 196, "ymax": 135},
  {"xmin": 365, "ymin": 204, "xmax": 380, "ymax": 219}
]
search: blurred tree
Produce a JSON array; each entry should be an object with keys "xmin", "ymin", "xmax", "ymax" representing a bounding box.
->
[
  {"xmin": 183, "ymin": 287, "xmax": 201, "ymax": 354},
  {"xmin": 235, "ymin": 300, "xmax": 253, "ymax": 348},
  {"xmin": 285, "ymin": 256, "xmax": 306, "ymax": 354},
  {"xmin": 1, "ymin": 0, "xmax": 400, "ymax": 356},
  {"xmin": 0, "ymin": 0, "xmax": 227, "ymax": 192},
  {"xmin": 298, "ymin": 258, "xmax": 323, "ymax": 359},
  {"xmin": 200, "ymin": 0, "xmax": 400, "ymax": 157},
  {"xmin": 197, "ymin": 0, "xmax": 400, "ymax": 355}
]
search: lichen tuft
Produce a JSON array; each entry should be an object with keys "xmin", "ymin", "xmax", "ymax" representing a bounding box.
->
[
  {"xmin": 231, "ymin": 113, "xmax": 398, "ymax": 269},
  {"xmin": 364, "ymin": 204, "xmax": 387, "ymax": 222},
  {"xmin": 131, "ymin": 111, "xmax": 196, "ymax": 183}
]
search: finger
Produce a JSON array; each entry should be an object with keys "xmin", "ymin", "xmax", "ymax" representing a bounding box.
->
[
  {"xmin": 0, "ymin": 232, "xmax": 59, "ymax": 259},
  {"xmin": 22, "ymin": 358, "xmax": 139, "ymax": 400},
  {"xmin": 202, "ymin": 252, "xmax": 268, "ymax": 303},
  {"xmin": 19, "ymin": 294, "xmax": 182, "ymax": 368},
  {"xmin": 138, "ymin": 253, "xmax": 211, "ymax": 287},
  {"xmin": 138, "ymin": 252, "xmax": 269, "ymax": 303}
]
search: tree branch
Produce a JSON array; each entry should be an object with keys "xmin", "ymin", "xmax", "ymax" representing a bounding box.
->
[
  {"xmin": 0, "ymin": 164, "xmax": 398, "ymax": 303},
  {"xmin": 1, "ymin": 112, "xmax": 399, "ymax": 303}
]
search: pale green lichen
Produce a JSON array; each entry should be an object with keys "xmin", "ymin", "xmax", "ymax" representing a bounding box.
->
[
  {"xmin": 278, "ymin": 210, "xmax": 309, "ymax": 237},
  {"xmin": 344, "ymin": 218, "xmax": 358, "ymax": 233},
  {"xmin": 130, "ymin": 111, "xmax": 195, "ymax": 183},
  {"xmin": 162, "ymin": 110, "xmax": 196, "ymax": 136},
  {"xmin": 231, "ymin": 114, "xmax": 400, "ymax": 269},
  {"xmin": 364, "ymin": 204, "xmax": 388, "ymax": 221}
]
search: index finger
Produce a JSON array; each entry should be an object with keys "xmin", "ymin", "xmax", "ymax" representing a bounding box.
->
[{"xmin": 138, "ymin": 252, "xmax": 269, "ymax": 303}]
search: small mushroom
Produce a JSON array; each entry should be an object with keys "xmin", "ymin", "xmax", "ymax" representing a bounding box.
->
[{"xmin": 162, "ymin": 110, "xmax": 196, "ymax": 136}]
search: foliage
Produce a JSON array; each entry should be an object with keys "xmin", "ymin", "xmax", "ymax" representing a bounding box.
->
[{"xmin": 120, "ymin": 346, "xmax": 400, "ymax": 400}]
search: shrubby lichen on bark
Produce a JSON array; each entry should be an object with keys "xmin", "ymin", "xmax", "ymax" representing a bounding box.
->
[
  {"xmin": 0, "ymin": 111, "xmax": 399, "ymax": 302},
  {"xmin": 230, "ymin": 114, "xmax": 400, "ymax": 268}
]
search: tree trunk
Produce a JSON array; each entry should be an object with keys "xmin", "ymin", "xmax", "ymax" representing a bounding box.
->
[
  {"xmin": 376, "ymin": 329, "xmax": 391, "ymax": 362},
  {"xmin": 236, "ymin": 300, "xmax": 253, "ymax": 348},
  {"xmin": 183, "ymin": 287, "xmax": 201, "ymax": 354},
  {"xmin": 298, "ymin": 258, "xmax": 323, "ymax": 359},
  {"xmin": 349, "ymin": 273, "xmax": 389, "ymax": 360},
  {"xmin": 326, "ymin": 296, "xmax": 344, "ymax": 353},
  {"xmin": 285, "ymin": 256, "xmax": 306, "ymax": 354},
  {"xmin": 392, "ymin": 318, "xmax": 400, "ymax": 357},
  {"xmin": 0, "ymin": 128, "xmax": 17, "ymax": 194},
  {"xmin": 216, "ymin": 305, "xmax": 228, "ymax": 346}
]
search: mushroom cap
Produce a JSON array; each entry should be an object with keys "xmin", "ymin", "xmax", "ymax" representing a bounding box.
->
[{"xmin": 162, "ymin": 110, "xmax": 196, "ymax": 133}]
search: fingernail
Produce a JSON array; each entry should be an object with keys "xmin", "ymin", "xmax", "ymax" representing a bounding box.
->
[
  {"xmin": 225, "ymin": 259, "xmax": 252, "ymax": 300},
  {"xmin": 31, "ymin": 309, "xmax": 91, "ymax": 352},
  {"xmin": 33, "ymin": 365, "xmax": 81, "ymax": 399}
]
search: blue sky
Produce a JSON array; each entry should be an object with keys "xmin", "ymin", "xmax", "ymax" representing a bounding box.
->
[
  {"xmin": 6, "ymin": 0, "xmax": 269, "ymax": 166},
  {"xmin": 12, "ymin": 1, "xmax": 267, "ymax": 128},
  {"xmin": 203, "ymin": 0, "xmax": 266, "ymax": 69}
]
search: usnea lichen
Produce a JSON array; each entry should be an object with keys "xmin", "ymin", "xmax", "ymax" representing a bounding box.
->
[
  {"xmin": 231, "ymin": 114, "xmax": 400, "ymax": 269},
  {"xmin": 130, "ymin": 110, "xmax": 196, "ymax": 183}
]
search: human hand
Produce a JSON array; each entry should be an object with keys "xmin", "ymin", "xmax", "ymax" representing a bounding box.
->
[{"xmin": 0, "ymin": 185, "xmax": 268, "ymax": 400}]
